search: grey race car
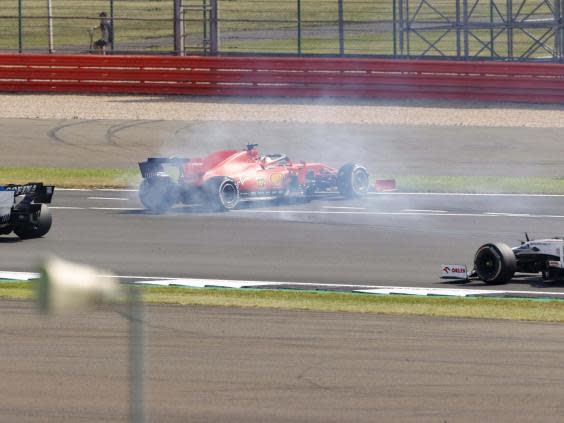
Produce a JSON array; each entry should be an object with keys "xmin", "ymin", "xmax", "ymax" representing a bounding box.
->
[{"xmin": 0, "ymin": 183, "xmax": 54, "ymax": 239}]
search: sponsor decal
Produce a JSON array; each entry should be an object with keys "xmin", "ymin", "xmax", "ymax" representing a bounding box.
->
[
  {"xmin": 441, "ymin": 264, "xmax": 468, "ymax": 279},
  {"xmin": 256, "ymin": 177, "xmax": 265, "ymax": 188},
  {"xmin": 0, "ymin": 191, "xmax": 14, "ymax": 222},
  {"xmin": 270, "ymin": 173, "xmax": 284, "ymax": 187},
  {"xmin": 238, "ymin": 175, "xmax": 249, "ymax": 187}
]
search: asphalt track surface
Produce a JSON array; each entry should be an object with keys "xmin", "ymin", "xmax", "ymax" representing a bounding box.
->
[
  {"xmin": 3, "ymin": 189, "xmax": 564, "ymax": 292},
  {"xmin": 2, "ymin": 118, "xmax": 564, "ymax": 176},
  {"xmin": 3, "ymin": 299, "xmax": 564, "ymax": 423},
  {"xmin": 2, "ymin": 117, "xmax": 564, "ymax": 421}
]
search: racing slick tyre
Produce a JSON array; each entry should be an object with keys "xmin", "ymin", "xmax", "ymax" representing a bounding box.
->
[
  {"xmin": 337, "ymin": 164, "xmax": 370, "ymax": 199},
  {"xmin": 473, "ymin": 242, "xmax": 517, "ymax": 284},
  {"xmin": 204, "ymin": 177, "xmax": 239, "ymax": 212},
  {"xmin": 13, "ymin": 204, "xmax": 52, "ymax": 239},
  {"xmin": 139, "ymin": 177, "xmax": 177, "ymax": 213}
]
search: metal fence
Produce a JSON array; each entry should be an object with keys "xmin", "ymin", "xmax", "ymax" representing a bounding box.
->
[{"xmin": 1, "ymin": 0, "xmax": 562, "ymax": 61}]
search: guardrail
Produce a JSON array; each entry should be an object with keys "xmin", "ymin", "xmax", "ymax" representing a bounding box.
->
[{"xmin": 0, "ymin": 54, "xmax": 563, "ymax": 103}]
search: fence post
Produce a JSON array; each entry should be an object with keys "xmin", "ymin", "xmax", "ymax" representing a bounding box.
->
[
  {"xmin": 398, "ymin": 0, "xmax": 404, "ymax": 55},
  {"xmin": 392, "ymin": 0, "xmax": 397, "ymax": 56},
  {"xmin": 173, "ymin": 0, "xmax": 184, "ymax": 54},
  {"xmin": 338, "ymin": 0, "xmax": 344, "ymax": 55},
  {"xmin": 110, "ymin": 0, "xmax": 114, "ymax": 52},
  {"xmin": 18, "ymin": 0, "xmax": 23, "ymax": 53},
  {"xmin": 463, "ymin": 0, "xmax": 469, "ymax": 58},
  {"xmin": 210, "ymin": 0, "xmax": 218, "ymax": 54},
  {"xmin": 556, "ymin": 0, "xmax": 563, "ymax": 61},
  {"xmin": 297, "ymin": 0, "xmax": 302, "ymax": 54},
  {"xmin": 507, "ymin": 0, "xmax": 513, "ymax": 59},
  {"xmin": 48, "ymin": 0, "xmax": 54, "ymax": 53},
  {"xmin": 455, "ymin": 0, "xmax": 461, "ymax": 57}
]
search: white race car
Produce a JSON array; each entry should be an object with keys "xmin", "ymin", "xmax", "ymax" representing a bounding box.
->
[{"xmin": 443, "ymin": 235, "xmax": 564, "ymax": 284}]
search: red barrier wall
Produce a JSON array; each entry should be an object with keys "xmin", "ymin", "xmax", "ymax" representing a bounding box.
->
[{"xmin": 1, "ymin": 54, "xmax": 563, "ymax": 103}]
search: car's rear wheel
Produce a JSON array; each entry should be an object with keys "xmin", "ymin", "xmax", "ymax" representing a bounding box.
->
[
  {"xmin": 13, "ymin": 204, "xmax": 52, "ymax": 239},
  {"xmin": 204, "ymin": 177, "xmax": 239, "ymax": 211},
  {"xmin": 139, "ymin": 177, "xmax": 177, "ymax": 213},
  {"xmin": 337, "ymin": 164, "xmax": 370, "ymax": 198},
  {"xmin": 474, "ymin": 242, "xmax": 516, "ymax": 284}
]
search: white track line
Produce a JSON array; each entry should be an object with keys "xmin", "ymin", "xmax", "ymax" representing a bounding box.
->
[
  {"xmin": 370, "ymin": 192, "xmax": 564, "ymax": 198},
  {"xmin": 88, "ymin": 197, "xmax": 129, "ymax": 201},
  {"xmin": 402, "ymin": 209, "xmax": 448, "ymax": 213},
  {"xmin": 322, "ymin": 206, "xmax": 367, "ymax": 210},
  {"xmin": 88, "ymin": 207, "xmax": 143, "ymax": 211},
  {"xmin": 3, "ymin": 271, "xmax": 564, "ymax": 298},
  {"xmin": 235, "ymin": 209, "xmax": 564, "ymax": 219}
]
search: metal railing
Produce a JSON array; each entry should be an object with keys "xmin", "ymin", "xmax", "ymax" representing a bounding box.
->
[{"xmin": 1, "ymin": 0, "xmax": 562, "ymax": 61}]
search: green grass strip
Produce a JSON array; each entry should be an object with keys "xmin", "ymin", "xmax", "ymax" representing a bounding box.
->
[
  {"xmin": 397, "ymin": 175, "xmax": 564, "ymax": 194},
  {"xmin": 0, "ymin": 167, "xmax": 139, "ymax": 188},
  {"xmin": 4, "ymin": 282, "xmax": 564, "ymax": 322},
  {"xmin": 2, "ymin": 168, "xmax": 564, "ymax": 193}
]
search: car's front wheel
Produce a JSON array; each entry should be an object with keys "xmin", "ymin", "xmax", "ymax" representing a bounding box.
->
[
  {"xmin": 337, "ymin": 163, "xmax": 370, "ymax": 198},
  {"xmin": 474, "ymin": 242, "xmax": 517, "ymax": 284}
]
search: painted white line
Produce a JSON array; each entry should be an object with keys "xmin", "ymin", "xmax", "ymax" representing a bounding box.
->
[
  {"xmin": 484, "ymin": 212, "xmax": 532, "ymax": 217},
  {"xmin": 235, "ymin": 209, "xmax": 564, "ymax": 219},
  {"xmin": 49, "ymin": 206, "xmax": 85, "ymax": 210},
  {"xmin": 88, "ymin": 197, "xmax": 129, "ymax": 201},
  {"xmin": 131, "ymin": 277, "xmax": 564, "ymax": 297},
  {"xmin": 355, "ymin": 287, "xmax": 506, "ymax": 297},
  {"xmin": 95, "ymin": 188, "xmax": 139, "ymax": 192},
  {"xmin": 0, "ymin": 271, "xmax": 40, "ymax": 280},
  {"xmin": 56, "ymin": 188, "xmax": 92, "ymax": 192},
  {"xmin": 402, "ymin": 209, "xmax": 448, "ymax": 213},
  {"xmin": 3, "ymin": 270, "xmax": 564, "ymax": 297},
  {"xmin": 370, "ymin": 192, "xmax": 564, "ymax": 198},
  {"xmin": 88, "ymin": 207, "xmax": 143, "ymax": 211},
  {"xmin": 322, "ymin": 206, "xmax": 367, "ymax": 210}
]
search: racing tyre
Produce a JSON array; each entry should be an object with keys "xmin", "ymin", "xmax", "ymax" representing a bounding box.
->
[
  {"xmin": 337, "ymin": 164, "xmax": 370, "ymax": 198},
  {"xmin": 139, "ymin": 177, "xmax": 178, "ymax": 213},
  {"xmin": 14, "ymin": 204, "xmax": 52, "ymax": 239},
  {"xmin": 473, "ymin": 242, "xmax": 517, "ymax": 284},
  {"xmin": 204, "ymin": 177, "xmax": 239, "ymax": 212}
]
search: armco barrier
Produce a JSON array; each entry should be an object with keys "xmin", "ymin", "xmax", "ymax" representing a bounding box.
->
[{"xmin": 0, "ymin": 54, "xmax": 563, "ymax": 104}]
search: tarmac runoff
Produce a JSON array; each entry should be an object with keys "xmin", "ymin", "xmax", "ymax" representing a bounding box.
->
[{"xmin": 4, "ymin": 271, "xmax": 564, "ymax": 301}]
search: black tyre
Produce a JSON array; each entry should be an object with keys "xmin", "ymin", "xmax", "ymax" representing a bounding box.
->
[
  {"xmin": 14, "ymin": 204, "xmax": 52, "ymax": 239},
  {"xmin": 139, "ymin": 177, "xmax": 178, "ymax": 213},
  {"xmin": 473, "ymin": 242, "xmax": 517, "ymax": 284},
  {"xmin": 337, "ymin": 163, "xmax": 370, "ymax": 198},
  {"xmin": 204, "ymin": 177, "xmax": 239, "ymax": 211}
]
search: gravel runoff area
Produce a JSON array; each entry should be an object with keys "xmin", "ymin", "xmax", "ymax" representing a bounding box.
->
[{"xmin": 1, "ymin": 94, "xmax": 563, "ymax": 127}]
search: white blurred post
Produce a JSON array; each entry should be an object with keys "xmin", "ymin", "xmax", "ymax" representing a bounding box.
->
[
  {"xmin": 37, "ymin": 257, "xmax": 145, "ymax": 423},
  {"xmin": 47, "ymin": 0, "xmax": 54, "ymax": 53},
  {"xmin": 128, "ymin": 286, "xmax": 144, "ymax": 423}
]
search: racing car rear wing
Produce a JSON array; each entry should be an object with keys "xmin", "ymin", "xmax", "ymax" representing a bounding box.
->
[
  {"xmin": 0, "ymin": 183, "xmax": 55, "ymax": 204},
  {"xmin": 139, "ymin": 157, "xmax": 190, "ymax": 179}
]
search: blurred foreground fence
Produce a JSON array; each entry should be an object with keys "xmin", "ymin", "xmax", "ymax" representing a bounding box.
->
[
  {"xmin": 1, "ymin": 0, "xmax": 563, "ymax": 61},
  {"xmin": 0, "ymin": 53, "xmax": 563, "ymax": 103}
]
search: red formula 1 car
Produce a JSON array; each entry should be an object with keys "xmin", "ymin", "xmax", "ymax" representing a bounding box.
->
[{"xmin": 138, "ymin": 144, "xmax": 370, "ymax": 212}]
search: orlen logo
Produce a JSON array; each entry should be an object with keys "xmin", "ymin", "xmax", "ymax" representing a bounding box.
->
[{"xmin": 444, "ymin": 266, "xmax": 466, "ymax": 273}]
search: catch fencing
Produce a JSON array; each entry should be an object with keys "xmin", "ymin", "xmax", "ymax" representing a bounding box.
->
[
  {"xmin": 1, "ymin": 0, "xmax": 563, "ymax": 61},
  {"xmin": 0, "ymin": 53, "xmax": 563, "ymax": 103}
]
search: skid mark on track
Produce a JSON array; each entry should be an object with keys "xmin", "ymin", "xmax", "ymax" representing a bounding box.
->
[
  {"xmin": 105, "ymin": 120, "xmax": 163, "ymax": 148},
  {"xmin": 47, "ymin": 119, "xmax": 100, "ymax": 150}
]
